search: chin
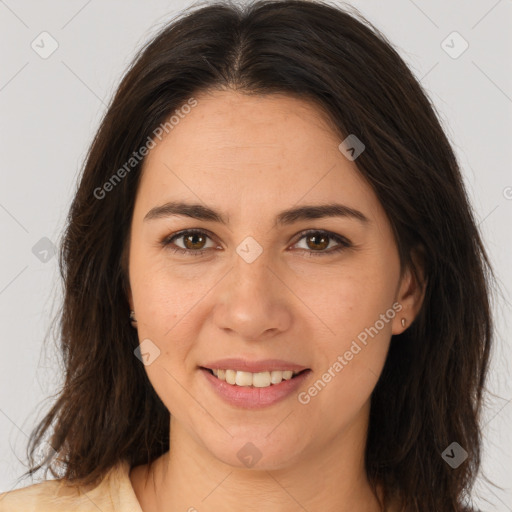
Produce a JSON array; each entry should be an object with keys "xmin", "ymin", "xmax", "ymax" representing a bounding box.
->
[{"xmin": 204, "ymin": 434, "xmax": 304, "ymax": 471}]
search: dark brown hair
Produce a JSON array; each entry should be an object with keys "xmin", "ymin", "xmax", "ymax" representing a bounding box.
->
[{"xmin": 20, "ymin": 1, "xmax": 495, "ymax": 510}]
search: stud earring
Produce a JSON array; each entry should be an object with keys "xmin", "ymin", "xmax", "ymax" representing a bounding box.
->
[
  {"xmin": 401, "ymin": 318, "xmax": 406, "ymax": 328},
  {"xmin": 130, "ymin": 310, "xmax": 137, "ymax": 327}
]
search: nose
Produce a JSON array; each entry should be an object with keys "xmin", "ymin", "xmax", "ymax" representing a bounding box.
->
[{"xmin": 212, "ymin": 246, "xmax": 293, "ymax": 341}]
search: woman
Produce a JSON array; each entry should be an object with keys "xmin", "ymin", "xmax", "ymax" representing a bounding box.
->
[{"xmin": 0, "ymin": 0, "xmax": 494, "ymax": 511}]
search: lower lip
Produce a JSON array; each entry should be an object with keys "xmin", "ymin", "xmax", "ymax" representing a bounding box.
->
[{"xmin": 200, "ymin": 368, "xmax": 311, "ymax": 409}]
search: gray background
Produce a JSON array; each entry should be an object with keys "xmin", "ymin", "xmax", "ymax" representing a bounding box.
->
[{"xmin": 1, "ymin": 0, "xmax": 511, "ymax": 510}]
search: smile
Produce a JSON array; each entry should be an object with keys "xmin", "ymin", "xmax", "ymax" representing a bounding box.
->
[
  {"xmin": 205, "ymin": 368, "xmax": 306, "ymax": 387},
  {"xmin": 200, "ymin": 367, "xmax": 312, "ymax": 409}
]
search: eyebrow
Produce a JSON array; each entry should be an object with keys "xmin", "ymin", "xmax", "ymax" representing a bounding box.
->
[{"xmin": 143, "ymin": 201, "xmax": 370, "ymax": 226}]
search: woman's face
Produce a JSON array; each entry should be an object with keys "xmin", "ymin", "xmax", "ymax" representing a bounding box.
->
[{"xmin": 127, "ymin": 90, "xmax": 419, "ymax": 470}]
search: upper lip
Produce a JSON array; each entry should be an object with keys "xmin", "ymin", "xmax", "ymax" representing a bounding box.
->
[{"xmin": 200, "ymin": 358, "xmax": 309, "ymax": 373}]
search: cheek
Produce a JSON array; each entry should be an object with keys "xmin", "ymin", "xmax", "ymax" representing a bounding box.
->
[
  {"xmin": 133, "ymin": 270, "xmax": 201, "ymax": 415},
  {"xmin": 132, "ymin": 254, "xmax": 210, "ymax": 331},
  {"xmin": 303, "ymin": 263, "xmax": 397, "ymax": 343},
  {"xmin": 299, "ymin": 324, "xmax": 391, "ymax": 433},
  {"xmin": 298, "ymin": 256, "xmax": 397, "ymax": 401},
  {"xmin": 129, "ymin": 267, "xmax": 195, "ymax": 375}
]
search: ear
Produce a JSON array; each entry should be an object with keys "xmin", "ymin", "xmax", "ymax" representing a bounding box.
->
[{"xmin": 392, "ymin": 246, "xmax": 427, "ymax": 335}]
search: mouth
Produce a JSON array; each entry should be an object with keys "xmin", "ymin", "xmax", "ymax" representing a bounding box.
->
[
  {"xmin": 199, "ymin": 365, "xmax": 312, "ymax": 408},
  {"xmin": 200, "ymin": 367, "xmax": 311, "ymax": 388}
]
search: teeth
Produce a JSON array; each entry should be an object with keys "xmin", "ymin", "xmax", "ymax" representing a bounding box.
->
[{"xmin": 210, "ymin": 369, "xmax": 299, "ymax": 387}]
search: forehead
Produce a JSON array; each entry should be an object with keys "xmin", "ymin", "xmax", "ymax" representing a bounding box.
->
[{"xmin": 135, "ymin": 90, "xmax": 381, "ymax": 225}]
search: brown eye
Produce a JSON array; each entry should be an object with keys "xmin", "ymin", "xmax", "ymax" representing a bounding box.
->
[
  {"xmin": 182, "ymin": 232, "xmax": 207, "ymax": 250},
  {"xmin": 305, "ymin": 233, "xmax": 330, "ymax": 251},
  {"xmin": 161, "ymin": 229, "xmax": 216, "ymax": 256},
  {"xmin": 293, "ymin": 230, "xmax": 351, "ymax": 256}
]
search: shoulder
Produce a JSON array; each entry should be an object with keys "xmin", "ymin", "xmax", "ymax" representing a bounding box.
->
[
  {"xmin": 0, "ymin": 479, "xmax": 66, "ymax": 512},
  {"xmin": 0, "ymin": 460, "xmax": 141, "ymax": 512}
]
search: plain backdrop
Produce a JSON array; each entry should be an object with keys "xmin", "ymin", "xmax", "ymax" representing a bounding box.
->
[{"xmin": 1, "ymin": 0, "xmax": 511, "ymax": 510}]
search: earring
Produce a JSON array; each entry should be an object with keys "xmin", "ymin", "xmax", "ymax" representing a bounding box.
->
[
  {"xmin": 130, "ymin": 310, "xmax": 137, "ymax": 327},
  {"xmin": 401, "ymin": 318, "xmax": 406, "ymax": 328}
]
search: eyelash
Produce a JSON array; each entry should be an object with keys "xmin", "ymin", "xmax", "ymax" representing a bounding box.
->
[{"xmin": 160, "ymin": 228, "xmax": 352, "ymax": 257}]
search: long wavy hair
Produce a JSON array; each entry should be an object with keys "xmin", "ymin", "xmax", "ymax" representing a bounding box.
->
[{"xmin": 19, "ymin": 1, "xmax": 496, "ymax": 510}]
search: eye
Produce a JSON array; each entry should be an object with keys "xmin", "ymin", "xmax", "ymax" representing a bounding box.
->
[
  {"xmin": 161, "ymin": 229, "xmax": 218, "ymax": 256},
  {"xmin": 291, "ymin": 229, "xmax": 352, "ymax": 256},
  {"xmin": 161, "ymin": 228, "xmax": 351, "ymax": 257}
]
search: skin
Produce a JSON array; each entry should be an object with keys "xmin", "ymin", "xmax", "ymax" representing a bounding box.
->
[{"xmin": 126, "ymin": 90, "xmax": 425, "ymax": 512}]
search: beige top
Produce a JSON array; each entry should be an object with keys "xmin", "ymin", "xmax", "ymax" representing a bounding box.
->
[{"xmin": 0, "ymin": 460, "xmax": 143, "ymax": 512}]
